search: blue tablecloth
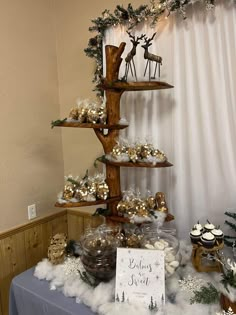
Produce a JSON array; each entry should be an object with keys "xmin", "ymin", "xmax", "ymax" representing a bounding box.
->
[{"xmin": 9, "ymin": 268, "xmax": 96, "ymax": 315}]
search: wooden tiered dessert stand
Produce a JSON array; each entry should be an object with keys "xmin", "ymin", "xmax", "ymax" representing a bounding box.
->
[{"xmin": 54, "ymin": 42, "xmax": 174, "ymax": 223}]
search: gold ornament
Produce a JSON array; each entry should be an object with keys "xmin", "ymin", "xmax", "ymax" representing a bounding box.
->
[
  {"xmin": 77, "ymin": 106, "xmax": 87, "ymax": 123},
  {"xmin": 48, "ymin": 233, "xmax": 67, "ymax": 265},
  {"xmin": 68, "ymin": 108, "xmax": 78, "ymax": 120},
  {"xmin": 111, "ymin": 144, "xmax": 124, "ymax": 158},
  {"xmin": 135, "ymin": 200, "xmax": 149, "ymax": 217},
  {"xmin": 127, "ymin": 147, "xmax": 138, "ymax": 163},
  {"xmin": 98, "ymin": 106, "xmax": 107, "ymax": 124},
  {"xmin": 126, "ymin": 234, "xmax": 140, "ymax": 248},
  {"xmin": 117, "ymin": 199, "xmax": 136, "ymax": 216},
  {"xmin": 146, "ymin": 195, "xmax": 156, "ymax": 209},
  {"xmin": 155, "ymin": 192, "xmax": 168, "ymax": 213},
  {"xmin": 96, "ymin": 181, "xmax": 109, "ymax": 200},
  {"xmin": 140, "ymin": 144, "xmax": 152, "ymax": 159},
  {"xmin": 63, "ymin": 184, "xmax": 75, "ymax": 200},
  {"xmin": 87, "ymin": 106, "xmax": 99, "ymax": 124},
  {"xmin": 151, "ymin": 148, "xmax": 161, "ymax": 157},
  {"xmin": 117, "ymin": 200, "xmax": 129, "ymax": 215},
  {"xmin": 116, "ymin": 232, "xmax": 126, "ymax": 246},
  {"xmin": 74, "ymin": 186, "xmax": 88, "ymax": 201},
  {"xmin": 87, "ymin": 180, "xmax": 97, "ymax": 195},
  {"xmin": 135, "ymin": 144, "xmax": 142, "ymax": 155},
  {"xmin": 152, "ymin": 149, "xmax": 167, "ymax": 162}
]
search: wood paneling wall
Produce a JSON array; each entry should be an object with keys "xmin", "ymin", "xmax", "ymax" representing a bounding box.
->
[
  {"xmin": 0, "ymin": 210, "xmax": 68, "ymax": 315},
  {"xmin": 0, "ymin": 208, "xmax": 101, "ymax": 315},
  {"xmin": 67, "ymin": 209, "xmax": 105, "ymax": 241}
]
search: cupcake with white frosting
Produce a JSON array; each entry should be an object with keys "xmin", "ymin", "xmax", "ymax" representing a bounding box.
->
[
  {"xmin": 204, "ymin": 220, "xmax": 215, "ymax": 232},
  {"xmin": 193, "ymin": 221, "xmax": 203, "ymax": 233},
  {"xmin": 201, "ymin": 232, "xmax": 216, "ymax": 248},
  {"xmin": 211, "ymin": 227, "xmax": 224, "ymax": 244},
  {"xmin": 190, "ymin": 228, "xmax": 202, "ymax": 244}
]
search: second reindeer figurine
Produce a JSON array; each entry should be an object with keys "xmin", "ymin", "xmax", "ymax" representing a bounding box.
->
[{"xmin": 142, "ymin": 33, "xmax": 162, "ymax": 80}]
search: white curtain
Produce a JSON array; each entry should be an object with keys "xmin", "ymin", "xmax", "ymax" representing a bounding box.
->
[{"xmin": 103, "ymin": 1, "xmax": 236, "ymax": 238}]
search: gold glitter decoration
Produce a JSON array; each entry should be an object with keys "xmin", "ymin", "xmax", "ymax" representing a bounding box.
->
[
  {"xmin": 87, "ymin": 106, "xmax": 99, "ymax": 124},
  {"xmin": 155, "ymin": 192, "xmax": 168, "ymax": 213},
  {"xmin": 48, "ymin": 233, "xmax": 67, "ymax": 265},
  {"xmin": 87, "ymin": 180, "xmax": 97, "ymax": 195},
  {"xmin": 140, "ymin": 144, "xmax": 152, "ymax": 159},
  {"xmin": 63, "ymin": 184, "xmax": 74, "ymax": 200},
  {"xmin": 68, "ymin": 108, "xmax": 78, "ymax": 120},
  {"xmin": 77, "ymin": 106, "xmax": 87, "ymax": 123},
  {"xmin": 96, "ymin": 181, "xmax": 109, "ymax": 200},
  {"xmin": 151, "ymin": 148, "xmax": 161, "ymax": 157},
  {"xmin": 98, "ymin": 106, "xmax": 107, "ymax": 124},
  {"xmin": 111, "ymin": 144, "xmax": 123, "ymax": 157},
  {"xmin": 135, "ymin": 144, "xmax": 142, "ymax": 155},
  {"xmin": 127, "ymin": 147, "xmax": 138, "ymax": 163},
  {"xmin": 135, "ymin": 200, "xmax": 149, "ymax": 217},
  {"xmin": 117, "ymin": 200, "xmax": 129, "ymax": 215},
  {"xmin": 74, "ymin": 186, "xmax": 88, "ymax": 201},
  {"xmin": 152, "ymin": 149, "xmax": 167, "ymax": 162},
  {"xmin": 126, "ymin": 234, "xmax": 140, "ymax": 248},
  {"xmin": 117, "ymin": 199, "xmax": 135, "ymax": 216},
  {"xmin": 146, "ymin": 195, "xmax": 156, "ymax": 209}
]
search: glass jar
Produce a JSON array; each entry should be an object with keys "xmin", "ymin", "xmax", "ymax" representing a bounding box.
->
[
  {"xmin": 80, "ymin": 224, "xmax": 120, "ymax": 282},
  {"xmin": 141, "ymin": 224, "xmax": 181, "ymax": 277}
]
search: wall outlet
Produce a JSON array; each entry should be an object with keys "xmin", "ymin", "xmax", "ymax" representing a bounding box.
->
[{"xmin": 28, "ymin": 204, "xmax": 37, "ymax": 220}]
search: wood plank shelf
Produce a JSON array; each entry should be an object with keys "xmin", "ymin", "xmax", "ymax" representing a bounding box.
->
[
  {"xmin": 53, "ymin": 121, "xmax": 129, "ymax": 130},
  {"xmin": 54, "ymin": 196, "xmax": 121, "ymax": 208},
  {"xmin": 99, "ymin": 80, "xmax": 174, "ymax": 91},
  {"xmin": 98, "ymin": 156, "xmax": 173, "ymax": 168}
]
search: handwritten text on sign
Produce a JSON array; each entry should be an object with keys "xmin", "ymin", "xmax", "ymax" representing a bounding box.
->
[{"xmin": 115, "ymin": 248, "xmax": 165, "ymax": 311}]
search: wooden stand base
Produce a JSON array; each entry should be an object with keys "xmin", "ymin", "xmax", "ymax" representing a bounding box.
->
[{"xmin": 191, "ymin": 242, "xmax": 224, "ymax": 273}]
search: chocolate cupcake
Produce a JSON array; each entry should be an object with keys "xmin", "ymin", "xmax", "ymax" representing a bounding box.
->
[
  {"xmin": 190, "ymin": 229, "xmax": 202, "ymax": 244},
  {"xmin": 201, "ymin": 232, "xmax": 216, "ymax": 248},
  {"xmin": 204, "ymin": 221, "xmax": 215, "ymax": 232},
  {"xmin": 211, "ymin": 228, "xmax": 224, "ymax": 244},
  {"xmin": 193, "ymin": 221, "xmax": 203, "ymax": 233}
]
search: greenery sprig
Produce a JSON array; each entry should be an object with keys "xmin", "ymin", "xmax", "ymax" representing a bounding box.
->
[
  {"xmin": 190, "ymin": 282, "xmax": 219, "ymax": 304},
  {"xmin": 51, "ymin": 118, "xmax": 67, "ymax": 128},
  {"xmin": 78, "ymin": 270, "xmax": 99, "ymax": 287},
  {"xmin": 84, "ymin": 0, "xmax": 232, "ymax": 93}
]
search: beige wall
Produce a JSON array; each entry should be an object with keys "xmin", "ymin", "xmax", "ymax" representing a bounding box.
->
[
  {"xmin": 54, "ymin": 0, "xmax": 143, "ymax": 177},
  {"xmin": 0, "ymin": 0, "xmax": 64, "ymax": 232},
  {"xmin": 0, "ymin": 0, "xmax": 145, "ymax": 232}
]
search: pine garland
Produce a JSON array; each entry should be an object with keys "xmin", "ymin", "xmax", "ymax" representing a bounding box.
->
[{"xmin": 84, "ymin": 0, "xmax": 236, "ymax": 93}]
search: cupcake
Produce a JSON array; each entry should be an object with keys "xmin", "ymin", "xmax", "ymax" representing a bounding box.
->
[
  {"xmin": 190, "ymin": 229, "xmax": 202, "ymax": 244},
  {"xmin": 193, "ymin": 221, "xmax": 203, "ymax": 233},
  {"xmin": 211, "ymin": 228, "xmax": 224, "ymax": 244},
  {"xmin": 204, "ymin": 221, "xmax": 215, "ymax": 232},
  {"xmin": 201, "ymin": 232, "xmax": 216, "ymax": 248}
]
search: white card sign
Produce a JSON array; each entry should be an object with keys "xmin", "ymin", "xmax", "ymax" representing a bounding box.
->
[{"xmin": 115, "ymin": 248, "xmax": 165, "ymax": 311}]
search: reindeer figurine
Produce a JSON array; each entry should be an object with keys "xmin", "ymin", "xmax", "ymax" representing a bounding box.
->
[
  {"xmin": 123, "ymin": 31, "xmax": 145, "ymax": 81},
  {"xmin": 141, "ymin": 33, "xmax": 162, "ymax": 80}
]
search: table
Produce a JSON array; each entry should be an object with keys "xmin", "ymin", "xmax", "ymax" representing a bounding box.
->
[{"xmin": 9, "ymin": 268, "xmax": 95, "ymax": 315}]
